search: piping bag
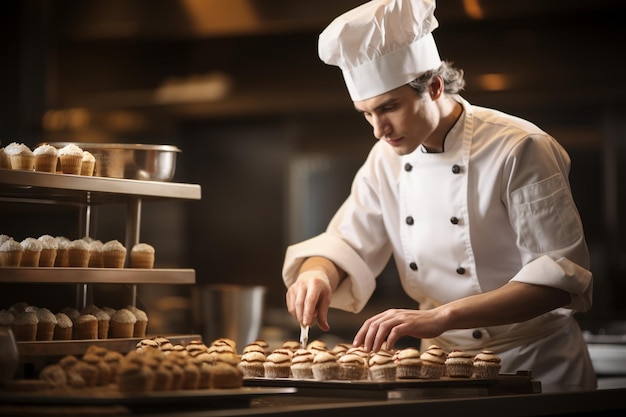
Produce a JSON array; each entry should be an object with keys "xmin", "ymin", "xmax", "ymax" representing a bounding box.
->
[{"xmin": 300, "ymin": 324, "xmax": 309, "ymax": 349}]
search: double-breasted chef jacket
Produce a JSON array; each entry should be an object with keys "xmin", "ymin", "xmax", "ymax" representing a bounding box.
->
[{"xmin": 283, "ymin": 95, "xmax": 596, "ymax": 392}]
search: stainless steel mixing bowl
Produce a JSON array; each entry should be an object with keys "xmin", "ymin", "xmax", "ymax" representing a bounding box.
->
[{"xmin": 47, "ymin": 143, "xmax": 181, "ymax": 181}]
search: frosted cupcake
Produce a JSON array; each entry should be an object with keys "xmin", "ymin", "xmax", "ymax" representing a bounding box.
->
[
  {"xmin": 368, "ymin": 350, "xmax": 397, "ymax": 381},
  {"xmin": 57, "ymin": 144, "xmax": 84, "ymax": 174},
  {"xmin": 53, "ymin": 312, "xmax": 73, "ymax": 340},
  {"xmin": 291, "ymin": 349, "xmax": 315, "ymax": 379},
  {"xmin": 80, "ymin": 151, "xmax": 96, "ymax": 176},
  {"xmin": 130, "ymin": 243, "xmax": 155, "ymax": 268},
  {"xmin": 263, "ymin": 349, "xmax": 292, "ymax": 378},
  {"xmin": 87, "ymin": 239, "xmax": 104, "ymax": 267},
  {"xmin": 35, "ymin": 308, "xmax": 57, "ymax": 341},
  {"xmin": 473, "ymin": 350, "xmax": 501, "ymax": 379},
  {"xmin": 54, "ymin": 236, "xmax": 71, "ymax": 266},
  {"xmin": 126, "ymin": 305, "xmax": 148, "ymax": 337},
  {"xmin": 103, "ymin": 240, "xmax": 126, "ymax": 268},
  {"xmin": 419, "ymin": 345, "xmax": 447, "ymax": 379},
  {"xmin": 74, "ymin": 314, "xmax": 98, "ymax": 339},
  {"xmin": 93, "ymin": 309, "xmax": 111, "ymax": 339},
  {"xmin": 238, "ymin": 350, "xmax": 266, "ymax": 378},
  {"xmin": 20, "ymin": 237, "xmax": 43, "ymax": 267},
  {"xmin": 0, "ymin": 238, "xmax": 24, "ymax": 267},
  {"xmin": 338, "ymin": 352, "xmax": 367, "ymax": 380},
  {"xmin": 110, "ymin": 308, "xmax": 137, "ymax": 338},
  {"xmin": 33, "ymin": 144, "xmax": 58, "ymax": 173},
  {"xmin": 37, "ymin": 235, "xmax": 58, "ymax": 267},
  {"xmin": 445, "ymin": 350, "xmax": 474, "ymax": 378},
  {"xmin": 12, "ymin": 311, "xmax": 38, "ymax": 341},
  {"xmin": 4, "ymin": 142, "xmax": 34, "ymax": 170},
  {"xmin": 67, "ymin": 239, "xmax": 90, "ymax": 267},
  {"xmin": 395, "ymin": 347, "xmax": 422, "ymax": 379},
  {"xmin": 312, "ymin": 351, "xmax": 340, "ymax": 381}
]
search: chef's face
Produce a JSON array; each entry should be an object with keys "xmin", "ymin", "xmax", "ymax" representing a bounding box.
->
[{"xmin": 354, "ymin": 84, "xmax": 439, "ymax": 155}]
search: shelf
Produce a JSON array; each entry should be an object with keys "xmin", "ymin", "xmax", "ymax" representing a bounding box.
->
[
  {"xmin": 0, "ymin": 267, "xmax": 195, "ymax": 284},
  {"xmin": 0, "ymin": 169, "xmax": 201, "ymax": 205},
  {"xmin": 17, "ymin": 334, "xmax": 203, "ymax": 361}
]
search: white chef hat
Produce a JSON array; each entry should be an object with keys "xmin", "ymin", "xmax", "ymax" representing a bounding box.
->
[{"xmin": 319, "ymin": 0, "xmax": 442, "ymax": 101}]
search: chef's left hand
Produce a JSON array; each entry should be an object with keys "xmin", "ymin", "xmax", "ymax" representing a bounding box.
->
[{"xmin": 353, "ymin": 308, "xmax": 444, "ymax": 352}]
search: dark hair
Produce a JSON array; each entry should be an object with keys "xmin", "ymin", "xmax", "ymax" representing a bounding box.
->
[{"xmin": 408, "ymin": 60, "xmax": 466, "ymax": 95}]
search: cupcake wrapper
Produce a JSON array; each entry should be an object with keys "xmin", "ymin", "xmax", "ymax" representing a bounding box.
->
[
  {"xmin": 35, "ymin": 155, "xmax": 58, "ymax": 173},
  {"xmin": 446, "ymin": 364, "xmax": 474, "ymax": 378},
  {"xmin": 291, "ymin": 366, "xmax": 314, "ymax": 380},
  {"xmin": 369, "ymin": 365, "xmax": 397, "ymax": 381},
  {"xmin": 396, "ymin": 364, "xmax": 423, "ymax": 379},
  {"xmin": 68, "ymin": 249, "xmax": 90, "ymax": 267},
  {"xmin": 36, "ymin": 322, "xmax": 56, "ymax": 341},
  {"xmin": 20, "ymin": 251, "xmax": 41, "ymax": 267},
  {"xmin": 39, "ymin": 249, "xmax": 57, "ymax": 267},
  {"xmin": 240, "ymin": 364, "xmax": 266, "ymax": 378},
  {"xmin": 312, "ymin": 363, "xmax": 339, "ymax": 381},
  {"xmin": 81, "ymin": 160, "xmax": 95, "ymax": 176},
  {"xmin": 55, "ymin": 249, "xmax": 69, "ymax": 267},
  {"xmin": 263, "ymin": 364, "xmax": 291, "ymax": 378},
  {"xmin": 10, "ymin": 155, "xmax": 34, "ymax": 170},
  {"xmin": 13, "ymin": 324, "xmax": 37, "ymax": 341},
  {"xmin": 133, "ymin": 321, "xmax": 147, "ymax": 338},
  {"xmin": 53, "ymin": 327, "xmax": 73, "ymax": 341},
  {"xmin": 1, "ymin": 251, "xmax": 23, "ymax": 267},
  {"xmin": 110, "ymin": 322, "xmax": 134, "ymax": 338},
  {"xmin": 103, "ymin": 250, "xmax": 126, "ymax": 268},
  {"xmin": 472, "ymin": 364, "xmax": 501, "ymax": 379},
  {"xmin": 59, "ymin": 155, "xmax": 83, "ymax": 174},
  {"xmin": 98, "ymin": 321, "xmax": 110, "ymax": 339},
  {"xmin": 338, "ymin": 365, "xmax": 367, "ymax": 381},
  {"xmin": 130, "ymin": 253, "xmax": 155, "ymax": 269},
  {"xmin": 419, "ymin": 363, "xmax": 445, "ymax": 379}
]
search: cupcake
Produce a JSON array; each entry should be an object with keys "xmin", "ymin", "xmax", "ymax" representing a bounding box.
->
[
  {"xmin": 263, "ymin": 349, "xmax": 292, "ymax": 378},
  {"xmin": 74, "ymin": 314, "xmax": 98, "ymax": 339},
  {"xmin": 57, "ymin": 144, "xmax": 84, "ymax": 174},
  {"xmin": 472, "ymin": 350, "xmax": 501, "ymax": 379},
  {"xmin": 281, "ymin": 340, "xmax": 301, "ymax": 353},
  {"xmin": 306, "ymin": 339, "xmax": 328, "ymax": 355},
  {"xmin": 0, "ymin": 309, "xmax": 15, "ymax": 332},
  {"xmin": 37, "ymin": 235, "xmax": 58, "ymax": 267},
  {"xmin": 54, "ymin": 236, "xmax": 70, "ymax": 266},
  {"xmin": 312, "ymin": 351, "xmax": 340, "ymax": 381},
  {"xmin": 4, "ymin": 142, "xmax": 34, "ymax": 170},
  {"xmin": 80, "ymin": 151, "xmax": 95, "ymax": 176},
  {"xmin": 60, "ymin": 306, "xmax": 80, "ymax": 323},
  {"xmin": 53, "ymin": 312, "xmax": 73, "ymax": 340},
  {"xmin": 33, "ymin": 144, "xmax": 58, "ymax": 173},
  {"xmin": 419, "ymin": 345, "xmax": 447, "ymax": 379},
  {"xmin": 338, "ymin": 352, "xmax": 367, "ymax": 380},
  {"xmin": 0, "ymin": 147, "xmax": 10, "ymax": 168},
  {"xmin": 93, "ymin": 309, "xmax": 111, "ymax": 339},
  {"xmin": 130, "ymin": 243, "xmax": 155, "ymax": 268},
  {"xmin": 445, "ymin": 350, "xmax": 474, "ymax": 378},
  {"xmin": 127, "ymin": 305, "xmax": 148, "ymax": 338},
  {"xmin": 20, "ymin": 237, "xmax": 43, "ymax": 267},
  {"xmin": 117, "ymin": 363, "xmax": 155, "ymax": 393},
  {"xmin": 330, "ymin": 343, "xmax": 352, "ymax": 357},
  {"xmin": 12, "ymin": 311, "xmax": 38, "ymax": 341},
  {"xmin": 87, "ymin": 240, "xmax": 104, "ymax": 267},
  {"xmin": 291, "ymin": 349, "xmax": 315, "ymax": 379},
  {"xmin": 103, "ymin": 240, "xmax": 126, "ymax": 268},
  {"xmin": 67, "ymin": 239, "xmax": 90, "ymax": 267},
  {"xmin": 212, "ymin": 357, "xmax": 244, "ymax": 388},
  {"xmin": 395, "ymin": 347, "xmax": 422, "ymax": 379},
  {"xmin": 110, "ymin": 308, "xmax": 137, "ymax": 338},
  {"xmin": 0, "ymin": 238, "xmax": 24, "ymax": 267},
  {"xmin": 368, "ymin": 350, "xmax": 397, "ymax": 381},
  {"xmin": 238, "ymin": 351, "xmax": 266, "ymax": 378},
  {"xmin": 35, "ymin": 308, "xmax": 57, "ymax": 341}
]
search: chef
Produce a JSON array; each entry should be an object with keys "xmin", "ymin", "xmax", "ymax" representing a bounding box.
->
[{"xmin": 282, "ymin": 0, "xmax": 596, "ymax": 392}]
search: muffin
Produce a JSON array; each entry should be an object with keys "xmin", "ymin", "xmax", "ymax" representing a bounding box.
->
[
  {"xmin": 103, "ymin": 240, "xmax": 127, "ymax": 268},
  {"xmin": 127, "ymin": 305, "xmax": 148, "ymax": 338},
  {"xmin": 33, "ymin": 143, "xmax": 58, "ymax": 173},
  {"xmin": 80, "ymin": 151, "xmax": 95, "ymax": 176},
  {"xmin": 281, "ymin": 340, "xmax": 301, "ymax": 353},
  {"xmin": 4, "ymin": 142, "xmax": 34, "ymax": 170},
  {"xmin": 130, "ymin": 243, "xmax": 155, "ymax": 269},
  {"xmin": 57, "ymin": 144, "xmax": 84, "ymax": 174},
  {"xmin": 82, "ymin": 353, "xmax": 112, "ymax": 386},
  {"xmin": 330, "ymin": 343, "xmax": 352, "ymax": 357},
  {"xmin": 238, "ymin": 351, "xmax": 266, "ymax": 378},
  {"xmin": 67, "ymin": 239, "xmax": 90, "ymax": 267},
  {"xmin": 473, "ymin": 350, "xmax": 501, "ymax": 379},
  {"xmin": 35, "ymin": 308, "xmax": 57, "ymax": 341},
  {"xmin": 20, "ymin": 237, "xmax": 43, "ymax": 267},
  {"xmin": 117, "ymin": 363, "xmax": 155, "ymax": 393},
  {"xmin": 306, "ymin": 339, "xmax": 328, "ymax": 355},
  {"xmin": 368, "ymin": 350, "xmax": 397, "ymax": 381},
  {"xmin": 0, "ymin": 309, "xmax": 15, "ymax": 332},
  {"xmin": 312, "ymin": 351, "xmax": 340, "ymax": 381},
  {"xmin": 291, "ymin": 349, "xmax": 315, "ymax": 379},
  {"xmin": 263, "ymin": 349, "xmax": 292, "ymax": 378},
  {"xmin": 60, "ymin": 306, "xmax": 80, "ymax": 323},
  {"xmin": 53, "ymin": 312, "xmax": 73, "ymax": 340},
  {"xmin": 0, "ymin": 238, "xmax": 24, "ymax": 267},
  {"xmin": 392, "ymin": 347, "xmax": 421, "ymax": 379},
  {"xmin": 445, "ymin": 350, "xmax": 474, "ymax": 378},
  {"xmin": 212, "ymin": 358, "xmax": 244, "ymax": 389},
  {"xmin": 93, "ymin": 309, "xmax": 111, "ymax": 339},
  {"xmin": 419, "ymin": 345, "xmax": 447, "ymax": 379},
  {"xmin": 54, "ymin": 236, "xmax": 70, "ymax": 267},
  {"xmin": 110, "ymin": 308, "xmax": 137, "ymax": 338},
  {"xmin": 37, "ymin": 235, "xmax": 58, "ymax": 267},
  {"xmin": 74, "ymin": 314, "xmax": 98, "ymax": 339},
  {"xmin": 338, "ymin": 352, "xmax": 367, "ymax": 380},
  {"xmin": 12, "ymin": 311, "xmax": 38, "ymax": 341},
  {"xmin": 39, "ymin": 364, "xmax": 68, "ymax": 388},
  {"xmin": 87, "ymin": 240, "xmax": 104, "ymax": 267}
]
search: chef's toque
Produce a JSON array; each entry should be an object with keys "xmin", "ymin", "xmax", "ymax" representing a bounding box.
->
[{"xmin": 319, "ymin": 0, "xmax": 442, "ymax": 101}]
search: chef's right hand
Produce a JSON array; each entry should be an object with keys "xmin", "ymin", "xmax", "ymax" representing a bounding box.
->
[{"xmin": 286, "ymin": 270, "xmax": 332, "ymax": 331}]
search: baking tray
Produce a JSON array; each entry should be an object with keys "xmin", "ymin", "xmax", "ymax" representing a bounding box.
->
[{"xmin": 0, "ymin": 386, "xmax": 296, "ymax": 407}]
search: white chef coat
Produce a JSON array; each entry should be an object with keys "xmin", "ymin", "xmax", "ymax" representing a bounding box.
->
[{"xmin": 282, "ymin": 96, "xmax": 596, "ymax": 392}]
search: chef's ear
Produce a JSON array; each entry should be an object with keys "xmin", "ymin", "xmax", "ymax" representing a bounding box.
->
[{"xmin": 429, "ymin": 76, "xmax": 444, "ymax": 99}]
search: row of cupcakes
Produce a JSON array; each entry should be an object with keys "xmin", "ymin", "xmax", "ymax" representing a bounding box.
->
[
  {"xmin": 38, "ymin": 337, "xmax": 244, "ymax": 393},
  {"xmin": 0, "ymin": 234, "xmax": 155, "ymax": 268},
  {"xmin": 238, "ymin": 339, "xmax": 501, "ymax": 381},
  {"xmin": 0, "ymin": 302, "xmax": 148, "ymax": 342},
  {"xmin": 1, "ymin": 142, "xmax": 95, "ymax": 175}
]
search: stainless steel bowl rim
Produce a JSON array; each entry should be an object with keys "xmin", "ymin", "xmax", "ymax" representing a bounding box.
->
[{"xmin": 43, "ymin": 142, "xmax": 181, "ymax": 153}]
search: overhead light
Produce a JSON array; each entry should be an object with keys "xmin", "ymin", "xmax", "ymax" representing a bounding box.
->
[
  {"xmin": 476, "ymin": 73, "xmax": 510, "ymax": 91},
  {"xmin": 463, "ymin": 0, "xmax": 484, "ymax": 20},
  {"xmin": 153, "ymin": 71, "xmax": 233, "ymax": 104}
]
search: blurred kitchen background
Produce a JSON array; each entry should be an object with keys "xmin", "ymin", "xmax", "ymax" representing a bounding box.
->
[{"xmin": 2, "ymin": 0, "xmax": 626, "ymax": 376}]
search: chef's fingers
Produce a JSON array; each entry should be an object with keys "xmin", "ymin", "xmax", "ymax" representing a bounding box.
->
[{"xmin": 314, "ymin": 290, "xmax": 331, "ymax": 331}]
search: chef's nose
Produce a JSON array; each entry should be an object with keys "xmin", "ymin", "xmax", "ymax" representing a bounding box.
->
[{"xmin": 372, "ymin": 115, "xmax": 390, "ymax": 139}]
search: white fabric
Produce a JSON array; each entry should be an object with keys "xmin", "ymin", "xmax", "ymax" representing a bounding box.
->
[
  {"xmin": 282, "ymin": 96, "xmax": 596, "ymax": 391},
  {"xmin": 318, "ymin": 0, "xmax": 442, "ymax": 101}
]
